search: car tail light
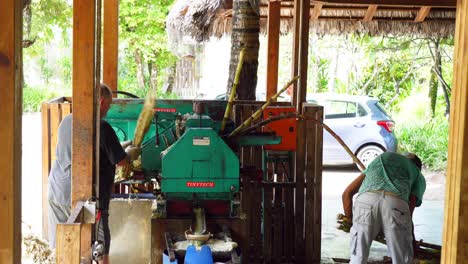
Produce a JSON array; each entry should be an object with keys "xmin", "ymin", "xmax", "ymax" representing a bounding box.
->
[{"xmin": 377, "ymin": 120, "xmax": 394, "ymax": 133}]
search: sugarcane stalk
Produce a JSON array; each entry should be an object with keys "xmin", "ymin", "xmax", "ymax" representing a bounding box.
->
[
  {"xmin": 302, "ymin": 115, "xmax": 366, "ymax": 171},
  {"xmin": 228, "ymin": 76, "xmax": 299, "ymax": 138},
  {"xmin": 116, "ymin": 90, "xmax": 155, "ymax": 182},
  {"xmin": 221, "ymin": 48, "xmax": 245, "ymax": 133},
  {"xmin": 134, "ymin": 91, "xmax": 156, "ymax": 146}
]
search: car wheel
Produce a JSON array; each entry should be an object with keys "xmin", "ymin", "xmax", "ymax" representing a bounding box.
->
[{"xmin": 357, "ymin": 145, "xmax": 384, "ymax": 168}]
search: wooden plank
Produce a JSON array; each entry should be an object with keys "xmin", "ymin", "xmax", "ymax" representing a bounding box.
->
[
  {"xmin": 61, "ymin": 103, "xmax": 72, "ymax": 117},
  {"xmin": 241, "ymin": 175, "xmax": 252, "ymax": 264},
  {"xmin": 311, "ymin": 3, "xmax": 323, "ymax": 20},
  {"xmin": 0, "ymin": 0, "xmax": 22, "ymax": 262},
  {"xmin": 363, "ymin": 4, "xmax": 378, "ymax": 22},
  {"xmin": 72, "ymin": 0, "xmax": 96, "ymax": 260},
  {"xmin": 56, "ymin": 224, "xmax": 81, "ymax": 264},
  {"xmin": 315, "ymin": 0, "xmax": 455, "ymax": 7},
  {"xmin": 414, "ymin": 6, "xmax": 431, "ymax": 22},
  {"xmin": 266, "ymin": 0, "xmax": 281, "ymax": 99},
  {"xmin": 273, "ymin": 184, "xmax": 283, "ymax": 263},
  {"xmin": 294, "ymin": 120, "xmax": 306, "ymax": 263},
  {"xmin": 283, "ymin": 184, "xmax": 295, "ymax": 261},
  {"xmin": 303, "ymin": 105, "xmax": 324, "ymax": 263},
  {"xmin": 251, "ymin": 181, "xmax": 262, "ymax": 262},
  {"xmin": 103, "ymin": 0, "xmax": 118, "ymax": 92},
  {"xmin": 49, "ymin": 104, "xmax": 61, "ymax": 162},
  {"xmin": 263, "ymin": 184, "xmax": 273, "ymax": 263},
  {"xmin": 41, "ymin": 104, "xmax": 51, "ymax": 240},
  {"xmin": 442, "ymin": 0, "xmax": 468, "ymax": 262},
  {"xmin": 304, "ymin": 106, "xmax": 316, "ymax": 264},
  {"xmin": 313, "ymin": 107, "xmax": 324, "ymax": 264}
]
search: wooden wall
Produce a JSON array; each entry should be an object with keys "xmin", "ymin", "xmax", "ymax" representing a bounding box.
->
[
  {"xmin": 41, "ymin": 98, "xmax": 72, "ymax": 240},
  {"xmin": 0, "ymin": 0, "xmax": 22, "ymax": 263},
  {"xmin": 442, "ymin": 0, "xmax": 468, "ymax": 262}
]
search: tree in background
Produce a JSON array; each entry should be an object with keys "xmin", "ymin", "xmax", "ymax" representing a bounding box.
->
[
  {"xmin": 226, "ymin": 0, "xmax": 260, "ymax": 100},
  {"xmin": 22, "ymin": 0, "xmax": 72, "ymax": 111},
  {"xmin": 119, "ymin": 0, "xmax": 177, "ymax": 97}
]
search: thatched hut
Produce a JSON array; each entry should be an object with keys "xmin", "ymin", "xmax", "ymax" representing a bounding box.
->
[{"xmin": 166, "ymin": 0, "xmax": 456, "ymax": 45}]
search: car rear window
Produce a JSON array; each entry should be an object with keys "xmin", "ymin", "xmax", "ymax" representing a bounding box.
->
[
  {"xmin": 325, "ymin": 100, "xmax": 358, "ymax": 119},
  {"xmin": 374, "ymin": 101, "xmax": 392, "ymax": 119}
]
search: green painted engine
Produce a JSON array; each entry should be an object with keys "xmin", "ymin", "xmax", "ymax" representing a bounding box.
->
[{"xmin": 105, "ymin": 99, "xmax": 241, "ymax": 217}]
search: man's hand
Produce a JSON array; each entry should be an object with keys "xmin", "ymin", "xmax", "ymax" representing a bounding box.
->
[{"xmin": 125, "ymin": 145, "xmax": 141, "ymax": 161}]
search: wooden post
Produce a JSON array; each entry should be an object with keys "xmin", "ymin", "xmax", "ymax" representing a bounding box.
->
[
  {"xmin": 294, "ymin": 2, "xmax": 310, "ymax": 260},
  {"xmin": 442, "ymin": 0, "xmax": 468, "ymax": 262},
  {"xmin": 296, "ymin": 0, "xmax": 310, "ymax": 112},
  {"xmin": 291, "ymin": 0, "xmax": 301, "ymax": 106},
  {"xmin": 73, "ymin": 0, "xmax": 97, "ymax": 260},
  {"xmin": 304, "ymin": 104, "xmax": 323, "ymax": 263},
  {"xmin": 0, "ymin": 0, "xmax": 22, "ymax": 263},
  {"xmin": 56, "ymin": 224, "xmax": 82, "ymax": 264},
  {"xmin": 266, "ymin": 0, "xmax": 280, "ymax": 99},
  {"xmin": 103, "ymin": 0, "xmax": 118, "ymax": 91}
]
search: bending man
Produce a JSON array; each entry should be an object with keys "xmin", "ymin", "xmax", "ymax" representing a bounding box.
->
[{"xmin": 342, "ymin": 152, "xmax": 426, "ymax": 264}]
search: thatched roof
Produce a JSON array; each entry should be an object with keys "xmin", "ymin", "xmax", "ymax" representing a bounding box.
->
[{"xmin": 166, "ymin": 0, "xmax": 455, "ymax": 47}]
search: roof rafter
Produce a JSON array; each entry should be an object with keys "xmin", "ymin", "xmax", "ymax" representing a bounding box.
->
[
  {"xmin": 415, "ymin": 6, "xmax": 432, "ymax": 22},
  {"xmin": 311, "ymin": 3, "xmax": 323, "ymax": 20},
  {"xmin": 363, "ymin": 4, "xmax": 378, "ymax": 22}
]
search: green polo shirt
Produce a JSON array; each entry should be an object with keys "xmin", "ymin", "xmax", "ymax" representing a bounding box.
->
[{"xmin": 359, "ymin": 152, "xmax": 426, "ymax": 206}]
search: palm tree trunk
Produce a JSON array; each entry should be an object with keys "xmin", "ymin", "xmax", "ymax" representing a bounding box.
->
[{"xmin": 226, "ymin": 0, "xmax": 260, "ymax": 100}]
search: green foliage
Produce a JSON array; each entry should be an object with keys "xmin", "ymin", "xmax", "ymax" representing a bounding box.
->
[
  {"xmin": 395, "ymin": 116, "xmax": 448, "ymax": 171},
  {"xmin": 24, "ymin": 0, "xmax": 72, "ymax": 56},
  {"xmin": 119, "ymin": 0, "xmax": 177, "ymax": 95},
  {"xmin": 23, "ymin": 85, "xmax": 59, "ymax": 112},
  {"xmin": 316, "ymin": 58, "xmax": 330, "ymax": 92}
]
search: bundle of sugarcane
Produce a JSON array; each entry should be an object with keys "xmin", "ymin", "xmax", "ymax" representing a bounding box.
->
[
  {"xmin": 115, "ymin": 91, "xmax": 155, "ymax": 182},
  {"xmin": 336, "ymin": 213, "xmax": 352, "ymax": 233},
  {"xmin": 134, "ymin": 91, "xmax": 156, "ymax": 147}
]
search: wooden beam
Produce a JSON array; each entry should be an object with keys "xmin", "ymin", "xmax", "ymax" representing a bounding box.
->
[
  {"xmin": 103, "ymin": 0, "xmax": 118, "ymax": 92},
  {"xmin": 294, "ymin": 0, "xmax": 310, "ymax": 262},
  {"xmin": 363, "ymin": 4, "xmax": 378, "ymax": 21},
  {"xmin": 296, "ymin": 0, "xmax": 309, "ymax": 112},
  {"xmin": 315, "ymin": 0, "xmax": 455, "ymax": 7},
  {"xmin": 266, "ymin": 0, "xmax": 281, "ymax": 99},
  {"xmin": 414, "ymin": 6, "xmax": 432, "ymax": 22},
  {"xmin": 311, "ymin": 3, "xmax": 323, "ymax": 20},
  {"xmin": 56, "ymin": 224, "xmax": 81, "ymax": 264},
  {"xmin": 442, "ymin": 0, "xmax": 468, "ymax": 262},
  {"xmin": 72, "ymin": 0, "xmax": 97, "ymax": 260},
  {"xmin": 291, "ymin": 0, "xmax": 301, "ymax": 106},
  {"xmin": 0, "ymin": 0, "xmax": 22, "ymax": 263}
]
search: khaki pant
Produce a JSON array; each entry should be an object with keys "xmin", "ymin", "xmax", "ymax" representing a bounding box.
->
[
  {"xmin": 48, "ymin": 199, "xmax": 71, "ymax": 249},
  {"xmin": 350, "ymin": 192, "xmax": 413, "ymax": 264}
]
